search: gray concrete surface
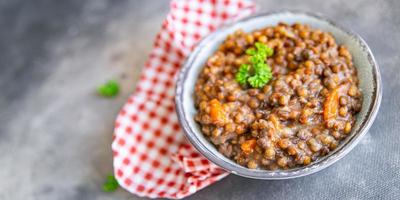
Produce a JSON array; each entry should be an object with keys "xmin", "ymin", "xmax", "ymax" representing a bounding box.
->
[{"xmin": 0, "ymin": 0, "xmax": 399, "ymax": 199}]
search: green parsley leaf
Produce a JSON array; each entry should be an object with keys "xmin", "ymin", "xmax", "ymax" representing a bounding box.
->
[
  {"xmin": 248, "ymin": 74, "xmax": 265, "ymax": 88},
  {"xmin": 235, "ymin": 64, "xmax": 251, "ymax": 85},
  {"xmin": 97, "ymin": 80, "xmax": 120, "ymax": 97},
  {"xmin": 102, "ymin": 175, "xmax": 119, "ymax": 192},
  {"xmin": 265, "ymin": 46, "xmax": 274, "ymax": 57},
  {"xmin": 235, "ymin": 42, "xmax": 274, "ymax": 88},
  {"xmin": 245, "ymin": 48, "xmax": 256, "ymax": 55},
  {"xmin": 254, "ymin": 42, "xmax": 265, "ymax": 51}
]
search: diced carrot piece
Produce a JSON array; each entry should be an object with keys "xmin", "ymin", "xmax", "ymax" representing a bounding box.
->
[
  {"xmin": 324, "ymin": 88, "xmax": 339, "ymax": 121},
  {"xmin": 241, "ymin": 139, "xmax": 257, "ymax": 154},
  {"xmin": 269, "ymin": 114, "xmax": 281, "ymax": 131},
  {"xmin": 210, "ymin": 99, "xmax": 226, "ymax": 123}
]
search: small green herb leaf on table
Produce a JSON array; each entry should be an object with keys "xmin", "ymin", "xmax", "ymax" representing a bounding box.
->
[{"xmin": 102, "ymin": 175, "xmax": 119, "ymax": 192}]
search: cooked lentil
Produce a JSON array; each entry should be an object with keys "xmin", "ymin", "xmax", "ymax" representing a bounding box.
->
[{"xmin": 194, "ymin": 23, "xmax": 362, "ymax": 170}]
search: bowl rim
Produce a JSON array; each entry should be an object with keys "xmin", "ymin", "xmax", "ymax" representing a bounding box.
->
[{"xmin": 175, "ymin": 10, "xmax": 382, "ymax": 179}]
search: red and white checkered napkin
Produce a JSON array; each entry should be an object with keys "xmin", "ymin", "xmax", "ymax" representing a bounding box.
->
[{"xmin": 112, "ymin": 0, "xmax": 256, "ymax": 199}]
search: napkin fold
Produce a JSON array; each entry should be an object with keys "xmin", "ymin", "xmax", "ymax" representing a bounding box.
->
[{"xmin": 112, "ymin": 0, "xmax": 256, "ymax": 198}]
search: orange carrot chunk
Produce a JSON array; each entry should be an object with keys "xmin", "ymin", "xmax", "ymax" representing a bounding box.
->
[
  {"xmin": 241, "ymin": 139, "xmax": 257, "ymax": 154},
  {"xmin": 210, "ymin": 99, "xmax": 226, "ymax": 123},
  {"xmin": 324, "ymin": 88, "xmax": 339, "ymax": 121},
  {"xmin": 269, "ymin": 114, "xmax": 282, "ymax": 131}
]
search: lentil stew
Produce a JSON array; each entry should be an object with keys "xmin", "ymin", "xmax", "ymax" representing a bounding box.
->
[{"xmin": 194, "ymin": 23, "xmax": 362, "ymax": 170}]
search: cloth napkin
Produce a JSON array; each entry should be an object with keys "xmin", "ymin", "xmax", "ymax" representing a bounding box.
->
[{"xmin": 112, "ymin": 0, "xmax": 256, "ymax": 198}]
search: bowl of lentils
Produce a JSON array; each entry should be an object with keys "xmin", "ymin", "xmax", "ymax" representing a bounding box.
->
[{"xmin": 175, "ymin": 10, "xmax": 382, "ymax": 179}]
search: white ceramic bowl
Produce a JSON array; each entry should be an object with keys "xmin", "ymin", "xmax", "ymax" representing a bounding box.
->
[{"xmin": 175, "ymin": 10, "xmax": 382, "ymax": 179}]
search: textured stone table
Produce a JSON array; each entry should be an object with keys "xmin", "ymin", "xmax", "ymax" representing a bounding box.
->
[{"xmin": 0, "ymin": 0, "xmax": 398, "ymax": 199}]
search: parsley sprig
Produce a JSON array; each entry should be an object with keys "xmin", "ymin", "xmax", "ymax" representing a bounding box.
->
[
  {"xmin": 235, "ymin": 42, "xmax": 274, "ymax": 88},
  {"xmin": 97, "ymin": 80, "xmax": 120, "ymax": 97},
  {"xmin": 102, "ymin": 175, "xmax": 119, "ymax": 192}
]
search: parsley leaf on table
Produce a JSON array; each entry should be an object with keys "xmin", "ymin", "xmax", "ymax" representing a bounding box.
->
[
  {"xmin": 102, "ymin": 175, "xmax": 119, "ymax": 192},
  {"xmin": 97, "ymin": 80, "xmax": 120, "ymax": 97}
]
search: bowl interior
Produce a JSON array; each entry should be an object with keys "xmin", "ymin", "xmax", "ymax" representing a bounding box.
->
[{"xmin": 176, "ymin": 11, "xmax": 380, "ymax": 179}]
